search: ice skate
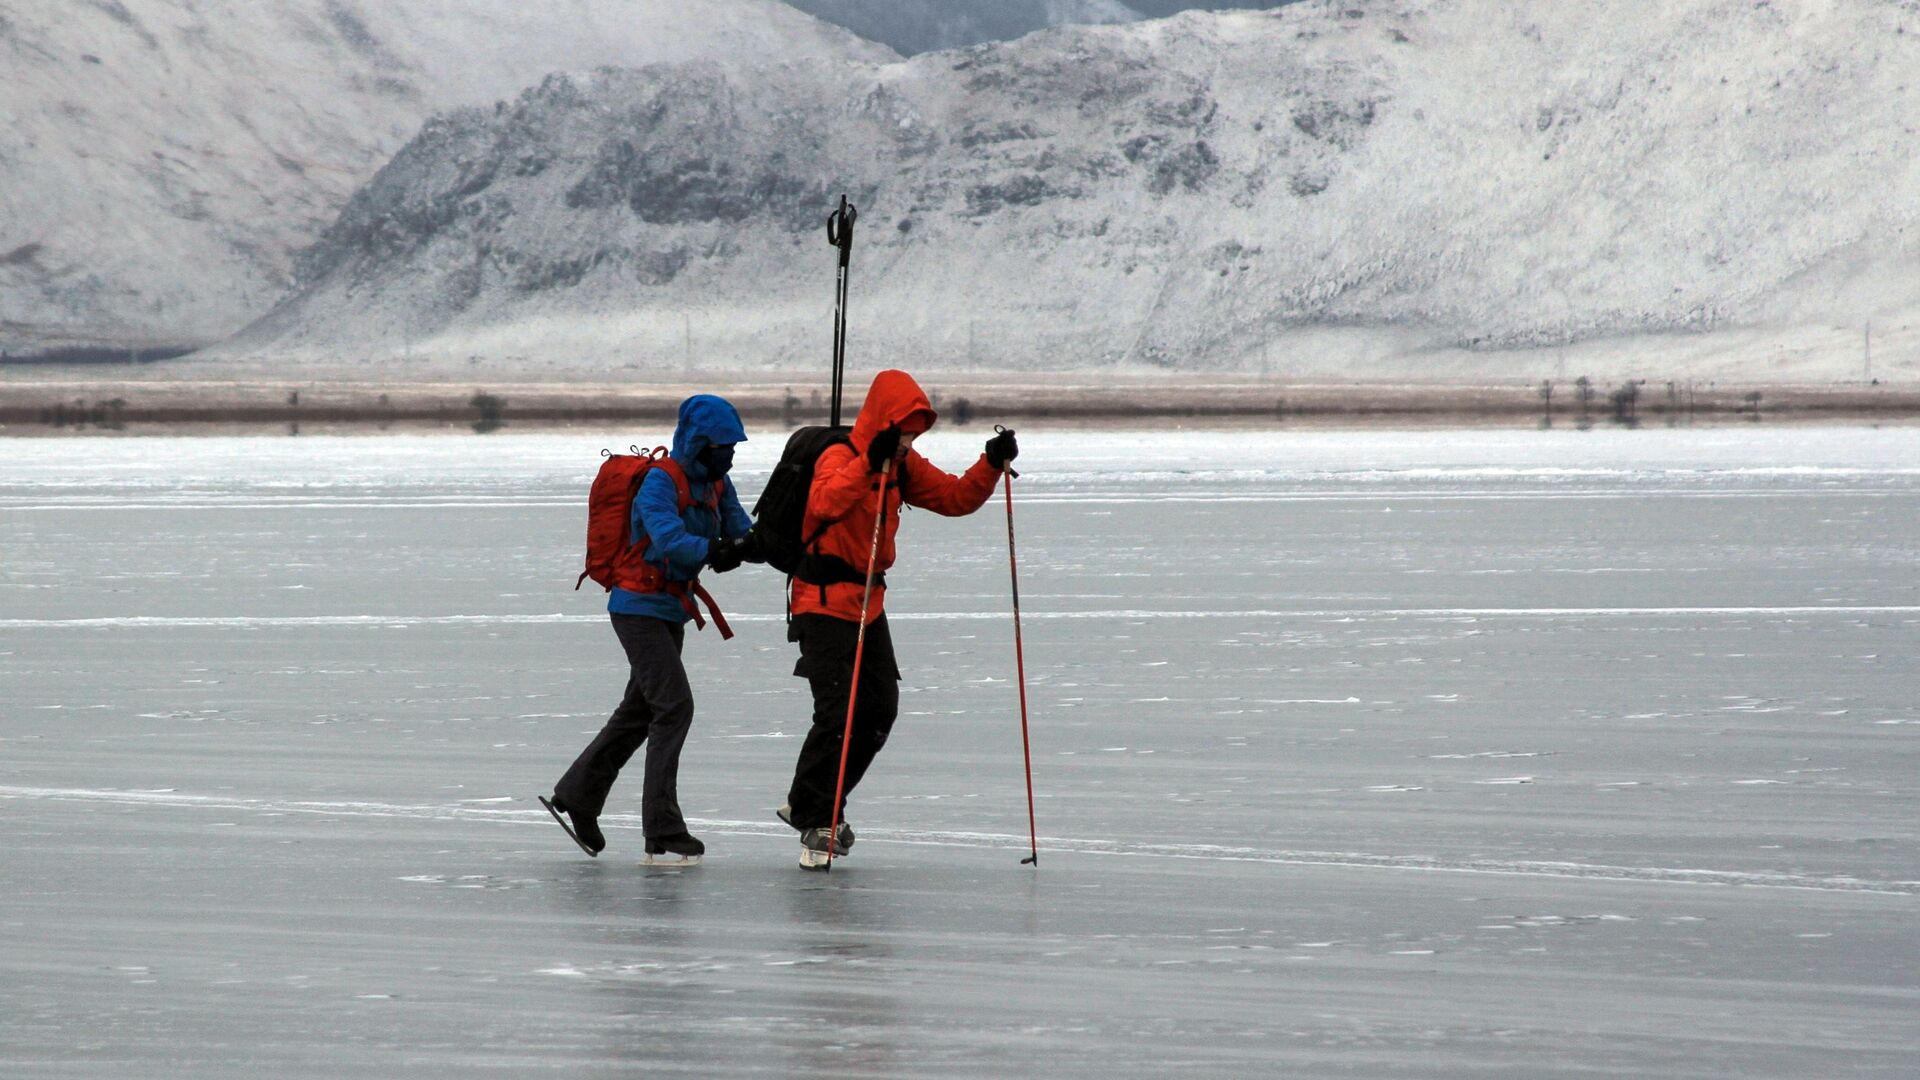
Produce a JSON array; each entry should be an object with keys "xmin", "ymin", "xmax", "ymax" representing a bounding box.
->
[
  {"xmin": 800, "ymin": 825, "xmax": 850, "ymax": 857},
  {"xmin": 641, "ymin": 831, "xmax": 704, "ymax": 867},
  {"xmin": 796, "ymin": 822, "xmax": 851, "ymax": 869},
  {"xmin": 778, "ymin": 804, "xmax": 852, "ymax": 852},
  {"xmin": 539, "ymin": 795, "xmax": 603, "ymax": 857}
]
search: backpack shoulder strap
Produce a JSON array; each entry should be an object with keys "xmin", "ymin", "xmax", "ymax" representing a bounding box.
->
[
  {"xmin": 800, "ymin": 434, "xmax": 857, "ymax": 549},
  {"xmin": 652, "ymin": 456, "xmax": 697, "ymax": 514}
]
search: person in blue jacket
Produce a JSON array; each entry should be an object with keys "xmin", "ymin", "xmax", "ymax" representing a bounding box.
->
[{"xmin": 545, "ymin": 395, "xmax": 761, "ymax": 863}]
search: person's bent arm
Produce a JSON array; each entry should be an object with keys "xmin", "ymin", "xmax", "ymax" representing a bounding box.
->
[
  {"xmin": 720, "ymin": 480, "xmax": 753, "ymax": 540},
  {"xmin": 899, "ymin": 449, "xmax": 999, "ymax": 517},
  {"xmin": 636, "ymin": 469, "xmax": 709, "ymax": 570}
]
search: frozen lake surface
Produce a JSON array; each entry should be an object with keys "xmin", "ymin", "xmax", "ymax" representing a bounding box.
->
[{"xmin": 4, "ymin": 426, "xmax": 1918, "ymax": 1077}]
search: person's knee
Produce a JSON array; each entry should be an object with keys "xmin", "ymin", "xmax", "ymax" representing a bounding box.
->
[
  {"xmin": 858, "ymin": 685, "xmax": 899, "ymax": 746},
  {"xmin": 606, "ymin": 698, "xmax": 652, "ymax": 730},
  {"xmin": 862, "ymin": 679, "xmax": 899, "ymax": 722},
  {"xmin": 645, "ymin": 672, "xmax": 694, "ymax": 716},
  {"xmin": 659, "ymin": 682, "xmax": 695, "ymax": 717},
  {"xmin": 652, "ymin": 701, "xmax": 694, "ymax": 742}
]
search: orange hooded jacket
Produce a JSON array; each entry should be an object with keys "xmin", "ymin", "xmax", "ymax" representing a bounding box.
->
[{"xmin": 790, "ymin": 370, "xmax": 1002, "ymax": 624}]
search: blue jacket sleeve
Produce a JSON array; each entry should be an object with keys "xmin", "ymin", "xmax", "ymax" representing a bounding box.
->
[
  {"xmin": 636, "ymin": 469, "xmax": 709, "ymax": 572},
  {"xmin": 720, "ymin": 480, "xmax": 753, "ymax": 540}
]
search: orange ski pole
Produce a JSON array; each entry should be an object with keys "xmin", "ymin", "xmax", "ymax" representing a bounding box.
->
[
  {"xmin": 825, "ymin": 456, "xmax": 891, "ymax": 872},
  {"xmin": 1001, "ymin": 459, "xmax": 1039, "ymax": 865}
]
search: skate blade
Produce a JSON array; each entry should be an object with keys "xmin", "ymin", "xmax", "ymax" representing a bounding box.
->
[
  {"xmin": 538, "ymin": 796, "xmax": 598, "ymax": 858},
  {"xmin": 640, "ymin": 853, "xmax": 702, "ymax": 868}
]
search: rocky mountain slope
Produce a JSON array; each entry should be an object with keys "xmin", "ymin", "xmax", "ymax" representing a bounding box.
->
[
  {"xmin": 0, "ymin": 0, "xmax": 888, "ymax": 359},
  {"xmin": 784, "ymin": 1, "xmax": 1297, "ymax": 56},
  {"xmin": 782, "ymin": 0, "xmax": 1143, "ymax": 55},
  {"xmin": 227, "ymin": 0, "xmax": 1920, "ymax": 379}
]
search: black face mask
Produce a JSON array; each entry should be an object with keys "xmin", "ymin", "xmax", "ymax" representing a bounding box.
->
[{"xmin": 697, "ymin": 443, "xmax": 735, "ymax": 478}]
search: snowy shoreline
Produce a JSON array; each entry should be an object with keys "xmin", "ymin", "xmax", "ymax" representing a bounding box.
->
[{"xmin": 3, "ymin": 374, "xmax": 1917, "ymax": 435}]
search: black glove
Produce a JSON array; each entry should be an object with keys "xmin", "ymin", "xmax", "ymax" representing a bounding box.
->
[
  {"xmin": 707, "ymin": 537, "xmax": 745, "ymax": 574},
  {"xmin": 736, "ymin": 528, "xmax": 767, "ymax": 565},
  {"xmin": 985, "ymin": 427, "xmax": 1019, "ymax": 471},
  {"xmin": 866, "ymin": 424, "xmax": 903, "ymax": 473}
]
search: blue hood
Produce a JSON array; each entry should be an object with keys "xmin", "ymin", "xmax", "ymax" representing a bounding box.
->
[{"xmin": 671, "ymin": 394, "xmax": 747, "ymax": 480}]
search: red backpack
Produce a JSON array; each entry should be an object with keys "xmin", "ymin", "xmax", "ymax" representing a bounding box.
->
[{"xmin": 574, "ymin": 446, "xmax": 733, "ymax": 638}]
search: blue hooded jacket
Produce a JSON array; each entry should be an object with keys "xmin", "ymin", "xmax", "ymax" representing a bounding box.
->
[{"xmin": 609, "ymin": 395, "xmax": 753, "ymax": 622}]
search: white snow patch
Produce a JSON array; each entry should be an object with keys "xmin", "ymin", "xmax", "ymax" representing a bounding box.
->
[{"xmin": 1, "ymin": 0, "xmax": 890, "ymax": 354}]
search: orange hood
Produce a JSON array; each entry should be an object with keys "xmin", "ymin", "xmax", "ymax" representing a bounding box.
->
[{"xmin": 849, "ymin": 370, "xmax": 937, "ymax": 453}]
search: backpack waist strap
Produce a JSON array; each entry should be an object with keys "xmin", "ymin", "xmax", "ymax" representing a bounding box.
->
[
  {"xmin": 795, "ymin": 553, "xmax": 886, "ymax": 590},
  {"xmin": 612, "ymin": 560, "xmax": 733, "ymax": 640},
  {"xmin": 664, "ymin": 579, "xmax": 733, "ymax": 640}
]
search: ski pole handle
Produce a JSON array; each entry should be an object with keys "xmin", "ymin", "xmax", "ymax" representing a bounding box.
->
[
  {"xmin": 994, "ymin": 424, "xmax": 1020, "ymax": 479},
  {"xmin": 827, "ymin": 195, "xmax": 857, "ymax": 267}
]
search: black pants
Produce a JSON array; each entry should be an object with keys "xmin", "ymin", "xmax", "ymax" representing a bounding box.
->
[
  {"xmin": 784, "ymin": 613, "xmax": 901, "ymax": 830},
  {"xmin": 554, "ymin": 615, "xmax": 693, "ymax": 837}
]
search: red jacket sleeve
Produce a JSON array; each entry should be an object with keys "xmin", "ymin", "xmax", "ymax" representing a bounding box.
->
[{"xmin": 899, "ymin": 450, "xmax": 999, "ymax": 517}]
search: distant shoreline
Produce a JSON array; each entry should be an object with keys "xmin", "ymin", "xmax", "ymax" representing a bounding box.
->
[{"xmin": 2, "ymin": 374, "xmax": 1916, "ymax": 434}]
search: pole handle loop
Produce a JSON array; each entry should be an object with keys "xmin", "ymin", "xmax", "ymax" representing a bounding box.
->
[{"xmin": 827, "ymin": 195, "xmax": 857, "ymax": 264}]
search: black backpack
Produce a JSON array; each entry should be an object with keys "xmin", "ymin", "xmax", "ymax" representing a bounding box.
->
[{"xmin": 750, "ymin": 425, "xmax": 851, "ymax": 575}]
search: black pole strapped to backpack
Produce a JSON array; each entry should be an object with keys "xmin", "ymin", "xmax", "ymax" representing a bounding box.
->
[{"xmin": 827, "ymin": 195, "xmax": 857, "ymax": 428}]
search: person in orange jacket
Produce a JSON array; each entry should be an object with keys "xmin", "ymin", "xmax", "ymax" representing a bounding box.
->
[{"xmin": 777, "ymin": 369, "xmax": 1018, "ymax": 869}]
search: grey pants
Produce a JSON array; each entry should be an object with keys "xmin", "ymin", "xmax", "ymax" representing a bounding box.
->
[{"xmin": 554, "ymin": 614, "xmax": 693, "ymax": 837}]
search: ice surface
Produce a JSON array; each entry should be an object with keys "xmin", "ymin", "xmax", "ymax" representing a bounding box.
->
[{"xmin": 3, "ymin": 427, "xmax": 1917, "ymax": 1077}]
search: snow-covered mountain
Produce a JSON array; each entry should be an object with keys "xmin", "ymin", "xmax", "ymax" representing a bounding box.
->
[
  {"xmin": 783, "ymin": 1, "xmax": 1301, "ymax": 56},
  {"xmin": 229, "ymin": 0, "xmax": 1920, "ymax": 379},
  {"xmin": 781, "ymin": 0, "xmax": 1144, "ymax": 55},
  {"xmin": 0, "ymin": 0, "xmax": 889, "ymax": 359}
]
